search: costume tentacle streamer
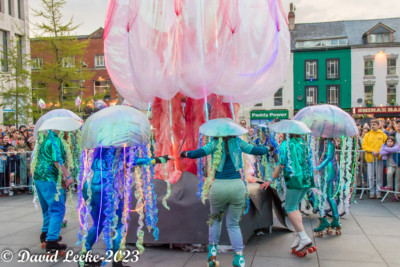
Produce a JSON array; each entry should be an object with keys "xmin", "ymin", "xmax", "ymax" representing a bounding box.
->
[
  {"xmin": 196, "ymin": 134, "xmax": 205, "ymax": 199},
  {"xmin": 201, "ymin": 137, "xmax": 223, "ymax": 204}
]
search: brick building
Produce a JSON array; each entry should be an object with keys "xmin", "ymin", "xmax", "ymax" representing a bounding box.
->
[{"xmin": 30, "ymin": 27, "xmax": 118, "ymax": 108}]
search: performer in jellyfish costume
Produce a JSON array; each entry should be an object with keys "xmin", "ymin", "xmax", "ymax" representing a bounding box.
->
[
  {"xmin": 181, "ymin": 118, "xmax": 269, "ymax": 267},
  {"xmin": 32, "ymin": 109, "xmax": 84, "ymax": 230},
  {"xmin": 31, "ymin": 116, "xmax": 83, "ymax": 256},
  {"xmin": 260, "ymin": 120, "xmax": 317, "ymax": 257},
  {"xmin": 294, "ymin": 105, "xmax": 359, "ymax": 237},
  {"xmin": 253, "ymin": 124, "xmax": 279, "ymax": 182},
  {"xmin": 77, "ymin": 106, "xmax": 172, "ymax": 267}
]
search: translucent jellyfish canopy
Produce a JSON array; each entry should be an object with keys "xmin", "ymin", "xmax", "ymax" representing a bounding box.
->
[
  {"xmin": 34, "ymin": 109, "xmax": 82, "ymax": 138},
  {"xmin": 199, "ymin": 118, "xmax": 247, "ymax": 137},
  {"xmin": 269, "ymin": 120, "xmax": 312, "ymax": 135},
  {"xmin": 104, "ymin": 0, "xmax": 290, "ymax": 107},
  {"xmin": 82, "ymin": 105, "xmax": 151, "ymax": 149},
  {"xmin": 293, "ymin": 105, "xmax": 358, "ymax": 138},
  {"xmin": 38, "ymin": 117, "xmax": 83, "ymax": 133}
]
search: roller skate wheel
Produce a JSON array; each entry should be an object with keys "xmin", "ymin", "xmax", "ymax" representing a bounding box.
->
[
  {"xmin": 296, "ymin": 251, "xmax": 306, "ymax": 257},
  {"xmin": 41, "ymin": 242, "xmax": 46, "ymax": 249},
  {"xmin": 327, "ymin": 229, "xmax": 333, "ymax": 235},
  {"xmin": 336, "ymin": 230, "xmax": 342, "ymax": 235},
  {"xmin": 59, "ymin": 251, "xmax": 66, "ymax": 257},
  {"xmin": 307, "ymin": 248, "xmax": 314, "ymax": 253},
  {"xmin": 312, "ymin": 246, "xmax": 317, "ymax": 252},
  {"xmin": 292, "ymin": 248, "xmax": 296, "ymax": 254}
]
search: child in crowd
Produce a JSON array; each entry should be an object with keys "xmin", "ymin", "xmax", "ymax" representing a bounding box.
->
[
  {"xmin": 0, "ymin": 147, "xmax": 6, "ymax": 196},
  {"xmin": 380, "ymin": 136, "xmax": 400, "ymax": 200},
  {"xmin": 7, "ymin": 146, "xmax": 18, "ymax": 196}
]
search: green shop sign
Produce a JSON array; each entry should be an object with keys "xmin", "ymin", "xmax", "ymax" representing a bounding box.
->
[{"xmin": 250, "ymin": 110, "xmax": 289, "ymax": 120}]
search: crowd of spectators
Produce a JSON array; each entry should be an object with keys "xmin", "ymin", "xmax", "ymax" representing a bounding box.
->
[
  {"xmin": 0, "ymin": 124, "xmax": 35, "ymax": 196},
  {"xmin": 357, "ymin": 118, "xmax": 400, "ymax": 200}
]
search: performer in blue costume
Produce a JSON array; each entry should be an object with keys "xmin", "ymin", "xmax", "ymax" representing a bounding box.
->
[
  {"xmin": 313, "ymin": 138, "xmax": 341, "ymax": 236},
  {"xmin": 33, "ymin": 130, "xmax": 73, "ymax": 255},
  {"xmin": 254, "ymin": 126, "xmax": 278, "ymax": 180},
  {"xmin": 80, "ymin": 148, "xmax": 171, "ymax": 267},
  {"xmin": 181, "ymin": 134, "xmax": 268, "ymax": 267},
  {"xmin": 77, "ymin": 105, "xmax": 173, "ymax": 267}
]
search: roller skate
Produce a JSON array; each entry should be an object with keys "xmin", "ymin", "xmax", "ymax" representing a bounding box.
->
[
  {"xmin": 45, "ymin": 240, "xmax": 67, "ymax": 258},
  {"xmin": 78, "ymin": 257, "xmax": 102, "ymax": 267},
  {"xmin": 207, "ymin": 244, "xmax": 219, "ymax": 267},
  {"xmin": 313, "ymin": 217, "xmax": 331, "ymax": 237},
  {"xmin": 112, "ymin": 260, "xmax": 128, "ymax": 267},
  {"xmin": 294, "ymin": 231, "xmax": 316, "ymax": 257},
  {"xmin": 40, "ymin": 232, "xmax": 62, "ymax": 249},
  {"xmin": 330, "ymin": 217, "xmax": 342, "ymax": 235},
  {"xmin": 62, "ymin": 219, "xmax": 68, "ymax": 228},
  {"xmin": 290, "ymin": 232, "xmax": 300, "ymax": 254},
  {"xmin": 232, "ymin": 252, "xmax": 245, "ymax": 267}
]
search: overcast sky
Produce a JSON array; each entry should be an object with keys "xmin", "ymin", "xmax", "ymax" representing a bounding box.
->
[{"xmin": 29, "ymin": 0, "xmax": 400, "ymax": 36}]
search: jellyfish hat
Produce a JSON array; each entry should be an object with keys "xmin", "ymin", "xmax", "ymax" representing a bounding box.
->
[
  {"xmin": 294, "ymin": 104, "xmax": 358, "ymax": 216},
  {"xmin": 77, "ymin": 105, "xmax": 166, "ymax": 256}
]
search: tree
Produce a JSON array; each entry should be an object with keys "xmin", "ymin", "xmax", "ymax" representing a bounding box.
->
[
  {"xmin": 32, "ymin": 0, "xmax": 93, "ymax": 108},
  {"xmin": 0, "ymin": 36, "xmax": 32, "ymax": 127}
]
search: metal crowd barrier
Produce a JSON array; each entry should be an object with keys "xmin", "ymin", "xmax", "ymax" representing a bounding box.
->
[
  {"xmin": 0, "ymin": 151, "xmax": 33, "ymax": 194},
  {"xmin": 355, "ymin": 151, "xmax": 400, "ymax": 202}
]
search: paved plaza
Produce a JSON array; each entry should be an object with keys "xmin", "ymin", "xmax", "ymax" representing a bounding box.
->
[{"xmin": 0, "ymin": 194, "xmax": 399, "ymax": 266}]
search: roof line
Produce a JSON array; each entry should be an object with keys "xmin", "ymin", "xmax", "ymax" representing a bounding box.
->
[{"xmin": 294, "ymin": 16, "xmax": 400, "ymax": 26}]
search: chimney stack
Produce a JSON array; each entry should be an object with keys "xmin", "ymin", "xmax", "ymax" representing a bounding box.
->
[{"xmin": 288, "ymin": 3, "xmax": 295, "ymax": 31}]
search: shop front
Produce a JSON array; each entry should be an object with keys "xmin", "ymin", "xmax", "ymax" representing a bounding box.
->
[
  {"xmin": 250, "ymin": 110, "xmax": 289, "ymax": 126},
  {"xmin": 353, "ymin": 106, "xmax": 400, "ymax": 119}
]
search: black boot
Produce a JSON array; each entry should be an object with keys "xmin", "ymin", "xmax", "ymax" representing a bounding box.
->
[
  {"xmin": 112, "ymin": 260, "xmax": 128, "ymax": 267},
  {"xmin": 40, "ymin": 232, "xmax": 47, "ymax": 243},
  {"xmin": 46, "ymin": 240, "xmax": 67, "ymax": 255}
]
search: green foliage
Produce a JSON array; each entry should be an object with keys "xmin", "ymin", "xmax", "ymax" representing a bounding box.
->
[
  {"xmin": 0, "ymin": 37, "xmax": 32, "ymax": 126},
  {"xmin": 32, "ymin": 0, "xmax": 93, "ymax": 108}
]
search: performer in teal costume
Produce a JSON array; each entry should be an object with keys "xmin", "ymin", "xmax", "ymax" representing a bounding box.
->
[
  {"xmin": 182, "ymin": 136, "xmax": 268, "ymax": 267},
  {"xmin": 34, "ymin": 130, "xmax": 73, "ymax": 253},
  {"xmin": 313, "ymin": 138, "xmax": 341, "ymax": 236},
  {"xmin": 261, "ymin": 134, "xmax": 316, "ymax": 257}
]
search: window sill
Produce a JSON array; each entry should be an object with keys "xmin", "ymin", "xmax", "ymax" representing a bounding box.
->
[
  {"xmin": 386, "ymin": 75, "xmax": 398, "ymax": 79},
  {"xmin": 326, "ymin": 77, "xmax": 340, "ymax": 80},
  {"xmin": 304, "ymin": 79, "xmax": 319, "ymax": 81},
  {"xmin": 94, "ymin": 66, "xmax": 106, "ymax": 69},
  {"xmin": 363, "ymin": 75, "xmax": 375, "ymax": 79}
]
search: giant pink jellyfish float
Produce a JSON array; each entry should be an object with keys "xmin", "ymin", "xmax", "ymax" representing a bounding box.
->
[{"xmin": 104, "ymin": 0, "xmax": 290, "ymax": 182}]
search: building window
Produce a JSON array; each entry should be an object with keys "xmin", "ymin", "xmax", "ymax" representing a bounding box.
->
[
  {"xmin": 388, "ymin": 84, "xmax": 396, "ymax": 105},
  {"xmin": 327, "ymin": 85, "xmax": 339, "ymax": 106},
  {"xmin": 305, "ymin": 86, "xmax": 318, "ymax": 106},
  {"xmin": 95, "ymin": 55, "xmax": 105, "ymax": 67},
  {"xmin": 62, "ymin": 56, "xmax": 75, "ymax": 68},
  {"xmin": 369, "ymin": 33, "xmax": 390, "ymax": 43},
  {"xmin": 32, "ymin": 58, "xmax": 43, "ymax": 70},
  {"xmin": 7, "ymin": 0, "xmax": 11, "ymax": 15},
  {"xmin": 326, "ymin": 59, "xmax": 339, "ymax": 79},
  {"xmin": 305, "ymin": 60, "xmax": 318, "ymax": 80},
  {"xmin": 94, "ymin": 80, "xmax": 111, "ymax": 98},
  {"xmin": 364, "ymin": 59, "xmax": 374, "ymax": 76},
  {"xmin": 15, "ymin": 34, "xmax": 22, "ymax": 66},
  {"xmin": 364, "ymin": 85, "xmax": 374, "ymax": 104},
  {"xmin": 17, "ymin": 0, "xmax": 22, "ymax": 19},
  {"xmin": 388, "ymin": 58, "xmax": 397, "ymax": 75},
  {"xmin": 63, "ymin": 81, "xmax": 79, "ymax": 99},
  {"xmin": 274, "ymin": 88, "xmax": 283, "ymax": 106},
  {"xmin": 0, "ymin": 30, "xmax": 8, "ymax": 72}
]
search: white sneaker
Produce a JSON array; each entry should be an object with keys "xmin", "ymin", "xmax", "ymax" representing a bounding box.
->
[
  {"xmin": 9, "ymin": 190, "xmax": 14, "ymax": 196},
  {"xmin": 10, "ymin": 183, "xmax": 15, "ymax": 187},
  {"xmin": 290, "ymin": 232, "xmax": 300, "ymax": 249}
]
